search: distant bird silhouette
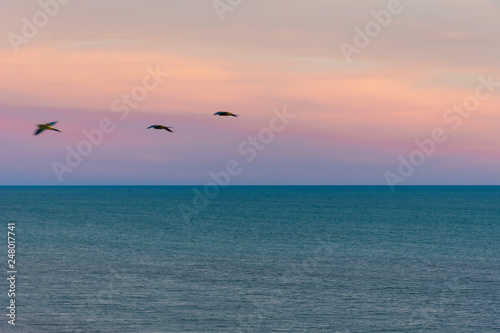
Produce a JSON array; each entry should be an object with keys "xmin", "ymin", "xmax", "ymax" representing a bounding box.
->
[
  {"xmin": 148, "ymin": 125, "xmax": 173, "ymax": 133},
  {"xmin": 34, "ymin": 122, "xmax": 61, "ymax": 136},
  {"xmin": 214, "ymin": 111, "xmax": 238, "ymax": 117}
]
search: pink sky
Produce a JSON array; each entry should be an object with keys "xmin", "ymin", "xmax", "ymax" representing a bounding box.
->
[{"xmin": 1, "ymin": 0, "xmax": 500, "ymax": 185}]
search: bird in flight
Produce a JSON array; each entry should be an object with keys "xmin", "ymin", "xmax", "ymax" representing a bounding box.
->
[
  {"xmin": 148, "ymin": 125, "xmax": 173, "ymax": 133},
  {"xmin": 214, "ymin": 111, "xmax": 238, "ymax": 117},
  {"xmin": 34, "ymin": 122, "xmax": 61, "ymax": 136}
]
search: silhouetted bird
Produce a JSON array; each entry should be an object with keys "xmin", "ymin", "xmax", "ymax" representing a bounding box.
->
[
  {"xmin": 34, "ymin": 122, "xmax": 61, "ymax": 136},
  {"xmin": 214, "ymin": 112, "xmax": 238, "ymax": 117},
  {"xmin": 148, "ymin": 125, "xmax": 173, "ymax": 133}
]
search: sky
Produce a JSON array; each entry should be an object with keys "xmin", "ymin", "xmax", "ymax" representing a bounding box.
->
[{"xmin": 1, "ymin": 0, "xmax": 500, "ymax": 185}]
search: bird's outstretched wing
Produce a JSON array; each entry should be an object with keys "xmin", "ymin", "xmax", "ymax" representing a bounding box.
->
[
  {"xmin": 215, "ymin": 111, "xmax": 238, "ymax": 117},
  {"xmin": 34, "ymin": 128, "xmax": 44, "ymax": 136},
  {"xmin": 46, "ymin": 121, "xmax": 57, "ymax": 126},
  {"xmin": 52, "ymin": 129, "xmax": 61, "ymax": 132},
  {"xmin": 164, "ymin": 127, "xmax": 173, "ymax": 132}
]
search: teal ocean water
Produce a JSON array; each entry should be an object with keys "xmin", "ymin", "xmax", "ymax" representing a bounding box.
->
[{"xmin": 0, "ymin": 186, "xmax": 499, "ymax": 332}]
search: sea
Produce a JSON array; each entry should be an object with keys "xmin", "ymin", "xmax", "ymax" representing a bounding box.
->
[{"xmin": 0, "ymin": 186, "xmax": 499, "ymax": 332}]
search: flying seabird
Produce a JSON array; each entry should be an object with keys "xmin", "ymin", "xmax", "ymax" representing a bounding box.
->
[
  {"xmin": 214, "ymin": 111, "xmax": 238, "ymax": 117},
  {"xmin": 148, "ymin": 125, "xmax": 173, "ymax": 133},
  {"xmin": 34, "ymin": 122, "xmax": 61, "ymax": 136}
]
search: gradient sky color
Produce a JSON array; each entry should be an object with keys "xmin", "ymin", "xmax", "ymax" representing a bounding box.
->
[{"xmin": 1, "ymin": 0, "xmax": 500, "ymax": 185}]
